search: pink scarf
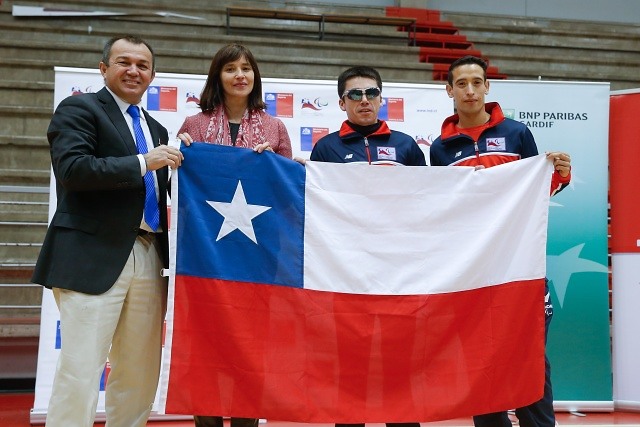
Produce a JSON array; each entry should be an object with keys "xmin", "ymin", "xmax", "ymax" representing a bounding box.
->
[{"xmin": 204, "ymin": 106, "xmax": 266, "ymax": 148}]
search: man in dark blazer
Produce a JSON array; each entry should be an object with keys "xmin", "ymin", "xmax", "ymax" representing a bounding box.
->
[{"xmin": 32, "ymin": 35, "xmax": 184, "ymax": 427}]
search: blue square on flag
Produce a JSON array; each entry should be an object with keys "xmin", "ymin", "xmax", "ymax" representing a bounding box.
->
[{"xmin": 176, "ymin": 143, "xmax": 305, "ymax": 288}]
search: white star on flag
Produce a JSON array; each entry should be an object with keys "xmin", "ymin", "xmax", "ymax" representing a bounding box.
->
[{"xmin": 206, "ymin": 181, "xmax": 271, "ymax": 244}]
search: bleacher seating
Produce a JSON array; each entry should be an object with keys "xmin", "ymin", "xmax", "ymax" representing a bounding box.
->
[
  {"xmin": 418, "ymin": 47, "xmax": 484, "ymax": 64},
  {"xmin": 431, "ymin": 63, "xmax": 507, "ymax": 82},
  {"xmin": 385, "ymin": 6, "xmax": 507, "ymax": 82},
  {"xmin": 439, "ymin": 10, "xmax": 640, "ymax": 89},
  {"xmin": 226, "ymin": 7, "xmax": 416, "ymax": 45},
  {"xmin": 387, "ymin": 6, "xmax": 457, "ymax": 34},
  {"xmin": 412, "ymin": 33, "xmax": 472, "ymax": 50}
]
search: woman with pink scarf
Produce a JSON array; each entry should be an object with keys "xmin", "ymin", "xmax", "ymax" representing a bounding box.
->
[
  {"xmin": 177, "ymin": 43, "xmax": 291, "ymax": 427},
  {"xmin": 178, "ymin": 43, "xmax": 291, "ymax": 159}
]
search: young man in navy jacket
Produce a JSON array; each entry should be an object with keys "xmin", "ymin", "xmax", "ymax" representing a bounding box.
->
[
  {"xmin": 310, "ymin": 66, "xmax": 425, "ymax": 167},
  {"xmin": 311, "ymin": 65, "xmax": 423, "ymax": 427},
  {"xmin": 431, "ymin": 55, "xmax": 571, "ymax": 427}
]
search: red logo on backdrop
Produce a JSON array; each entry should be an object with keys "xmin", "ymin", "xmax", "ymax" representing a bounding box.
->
[
  {"xmin": 185, "ymin": 92, "xmax": 200, "ymax": 106},
  {"xmin": 275, "ymin": 93, "xmax": 294, "ymax": 118},
  {"xmin": 266, "ymin": 93, "xmax": 294, "ymax": 118},
  {"xmin": 311, "ymin": 127, "xmax": 328, "ymax": 145},
  {"xmin": 385, "ymin": 97, "xmax": 405, "ymax": 122},
  {"xmin": 147, "ymin": 86, "xmax": 178, "ymax": 112},
  {"xmin": 70, "ymin": 86, "xmax": 94, "ymax": 96},
  {"xmin": 301, "ymin": 97, "xmax": 328, "ymax": 111},
  {"xmin": 300, "ymin": 127, "xmax": 329, "ymax": 151},
  {"xmin": 416, "ymin": 135, "xmax": 433, "ymax": 146}
]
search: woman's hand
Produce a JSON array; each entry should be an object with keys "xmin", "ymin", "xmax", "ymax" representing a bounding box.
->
[
  {"xmin": 254, "ymin": 142, "xmax": 274, "ymax": 153},
  {"xmin": 177, "ymin": 132, "xmax": 193, "ymax": 147}
]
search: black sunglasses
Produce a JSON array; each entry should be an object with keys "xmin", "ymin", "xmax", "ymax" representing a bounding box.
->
[{"xmin": 342, "ymin": 87, "xmax": 381, "ymax": 101}]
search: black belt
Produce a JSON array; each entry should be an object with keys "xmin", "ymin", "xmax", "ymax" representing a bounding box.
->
[{"xmin": 137, "ymin": 228, "xmax": 156, "ymax": 237}]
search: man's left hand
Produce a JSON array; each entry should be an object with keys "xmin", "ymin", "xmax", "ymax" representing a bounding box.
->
[{"xmin": 546, "ymin": 151, "xmax": 571, "ymax": 177}]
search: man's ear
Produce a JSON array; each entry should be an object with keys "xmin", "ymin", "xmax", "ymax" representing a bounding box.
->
[
  {"xmin": 338, "ymin": 98, "xmax": 346, "ymax": 111},
  {"xmin": 446, "ymin": 84, "xmax": 454, "ymax": 98},
  {"xmin": 99, "ymin": 61, "xmax": 107, "ymax": 78}
]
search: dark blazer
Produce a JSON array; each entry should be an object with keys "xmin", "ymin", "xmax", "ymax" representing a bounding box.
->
[{"xmin": 32, "ymin": 87, "xmax": 170, "ymax": 295}]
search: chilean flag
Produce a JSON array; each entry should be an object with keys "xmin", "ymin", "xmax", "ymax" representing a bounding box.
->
[{"xmin": 158, "ymin": 143, "xmax": 552, "ymax": 422}]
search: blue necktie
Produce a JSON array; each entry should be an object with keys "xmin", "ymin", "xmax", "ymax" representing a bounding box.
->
[{"xmin": 127, "ymin": 104, "xmax": 160, "ymax": 232}]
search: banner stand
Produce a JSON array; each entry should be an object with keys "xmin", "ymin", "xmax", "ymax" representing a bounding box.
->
[{"xmin": 609, "ymin": 89, "xmax": 640, "ymax": 412}]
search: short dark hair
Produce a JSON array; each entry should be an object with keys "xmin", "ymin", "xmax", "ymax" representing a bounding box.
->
[
  {"xmin": 447, "ymin": 55, "xmax": 487, "ymax": 86},
  {"xmin": 199, "ymin": 43, "xmax": 266, "ymax": 112},
  {"xmin": 102, "ymin": 35, "xmax": 155, "ymax": 71},
  {"xmin": 337, "ymin": 66, "xmax": 383, "ymax": 97}
]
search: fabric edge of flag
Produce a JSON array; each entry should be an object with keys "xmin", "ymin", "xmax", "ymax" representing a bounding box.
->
[{"xmin": 156, "ymin": 164, "xmax": 180, "ymax": 414}]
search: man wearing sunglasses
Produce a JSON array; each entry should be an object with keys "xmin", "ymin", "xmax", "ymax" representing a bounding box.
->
[
  {"xmin": 310, "ymin": 65, "xmax": 425, "ymax": 167},
  {"xmin": 310, "ymin": 65, "xmax": 424, "ymax": 427}
]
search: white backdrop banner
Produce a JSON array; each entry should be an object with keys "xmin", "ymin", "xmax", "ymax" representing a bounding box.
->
[{"xmin": 34, "ymin": 67, "xmax": 611, "ymax": 421}]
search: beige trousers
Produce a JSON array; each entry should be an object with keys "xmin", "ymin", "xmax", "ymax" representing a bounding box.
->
[{"xmin": 45, "ymin": 236, "xmax": 167, "ymax": 427}]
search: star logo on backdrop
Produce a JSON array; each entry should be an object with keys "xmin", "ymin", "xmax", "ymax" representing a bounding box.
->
[
  {"xmin": 207, "ymin": 181, "xmax": 271, "ymax": 244},
  {"xmin": 546, "ymin": 243, "xmax": 608, "ymax": 308}
]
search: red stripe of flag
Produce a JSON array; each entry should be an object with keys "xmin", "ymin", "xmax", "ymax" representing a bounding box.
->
[{"xmin": 165, "ymin": 275, "xmax": 545, "ymax": 422}]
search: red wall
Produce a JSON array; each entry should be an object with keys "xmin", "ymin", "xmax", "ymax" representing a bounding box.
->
[{"xmin": 609, "ymin": 91, "xmax": 640, "ymax": 253}]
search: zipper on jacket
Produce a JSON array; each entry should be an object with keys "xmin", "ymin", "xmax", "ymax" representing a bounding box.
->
[
  {"xmin": 364, "ymin": 137, "xmax": 372, "ymax": 165},
  {"xmin": 474, "ymin": 141, "xmax": 481, "ymax": 164}
]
